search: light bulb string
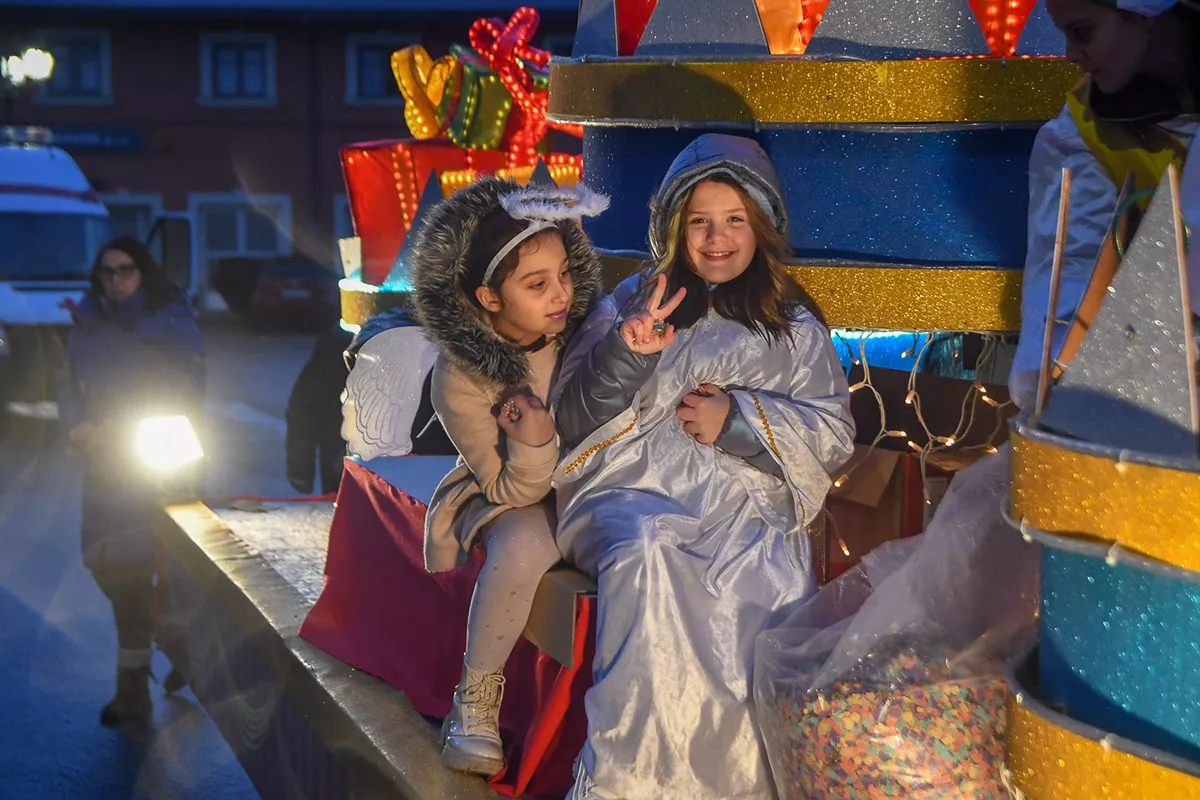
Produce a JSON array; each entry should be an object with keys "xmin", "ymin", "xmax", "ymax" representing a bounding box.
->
[{"xmin": 834, "ymin": 329, "xmax": 1011, "ymax": 519}]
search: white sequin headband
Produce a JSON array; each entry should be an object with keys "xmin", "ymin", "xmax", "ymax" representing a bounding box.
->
[{"xmin": 480, "ymin": 183, "xmax": 610, "ymax": 286}]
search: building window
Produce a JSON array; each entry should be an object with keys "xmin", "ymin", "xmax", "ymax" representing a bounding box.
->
[
  {"xmin": 541, "ymin": 33, "xmax": 575, "ymax": 57},
  {"xmin": 200, "ymin": 34, "xmax": 276, "ymax": 106},
  {"xmin": 36, "ymin": 31, "xmax": 112, "ymax": 104},
  {"xmin": 189, "ymin": 193, "xmax": 291, "ymax": 283},
  {"xmin": 100, "ymin": 193, "xmax": 163, "ymax": 240},
  {"xmin": 345, "ymin": 34, "xmax": 416, "ymax": 105}
]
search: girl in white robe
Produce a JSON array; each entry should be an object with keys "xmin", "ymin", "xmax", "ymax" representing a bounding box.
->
[{"xmin": 551, "ymin": 133, "xmax": 856, "ymax": 799}]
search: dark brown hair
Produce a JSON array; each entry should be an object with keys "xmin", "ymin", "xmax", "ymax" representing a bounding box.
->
[
  {"xmin": 461, "ymin": 207, "xmax": 566, "ymax": 309},
  {"xmin": 640, "ymin": 174, "xmax": 822, "ymax": 343},
  {"xmin": 88, "ymin": 236, "xmax": 187, "ymax": 314}
]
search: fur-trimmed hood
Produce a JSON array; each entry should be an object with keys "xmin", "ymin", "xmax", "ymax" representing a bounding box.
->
[
  {"xmin": 649, "ymin": 134, "xmax": 788, "ymax": 259},
  {"xmin": 410, "ymin": 176, "xmax": 604, "ymax": 388}
]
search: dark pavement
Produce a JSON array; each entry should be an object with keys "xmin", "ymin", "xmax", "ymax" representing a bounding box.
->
[{"xmin": 0, "ymin": 318, "xmax": 318, "ymax": 799}]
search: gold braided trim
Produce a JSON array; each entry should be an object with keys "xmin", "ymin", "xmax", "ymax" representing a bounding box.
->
[
  {"xmin": 564, "ymin": 413, "xmax": 639, "ymax": 475},
  {"xmin": 748, "ymin": 391, "xmax": 782, "ymax": 461},
  {"xmin": 748, "ymin": 390, "xmax": 807, "ymax": 528}
]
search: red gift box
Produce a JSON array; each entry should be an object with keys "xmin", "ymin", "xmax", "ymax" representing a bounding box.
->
[{"xmin": 340, "ymin": 139, "xmax": 507, "ymax": 286}]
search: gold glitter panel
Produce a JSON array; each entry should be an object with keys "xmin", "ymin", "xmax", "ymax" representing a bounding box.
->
[
  {"xmin": 549, "ymin": 59, "xmax": 1080, "ymax": 126},
  {"xmin": 1006, "ymin": 687, "xmax": 1200, "ymax": 799},
  {"xmin": 340, "ymin": 285, "xmax": 411, "ymax": 327},
  {"xmin": 1010, "ymin": 427, "xmax": 1200, "ymax": 574},
  {"xmin": 599, "ymin": 253, "xmax": 1022, "ymax": 331}
]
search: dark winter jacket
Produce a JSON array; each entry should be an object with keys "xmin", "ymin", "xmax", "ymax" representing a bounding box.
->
[
  {"xmin": 58, "ymin": 290, "xmax": 205, "ymax": 567},
  {"xmin": 286, "ymin": 325, "xmax": 354, "ymax": 494}
]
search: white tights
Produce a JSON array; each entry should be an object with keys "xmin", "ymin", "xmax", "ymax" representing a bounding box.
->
[{"xmin": 463, "ymin": 503, "xmax": 562, "ymax": 673}]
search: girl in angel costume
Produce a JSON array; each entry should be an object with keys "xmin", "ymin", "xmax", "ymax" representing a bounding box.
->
[
  {"xmin": 409, "ymin": 177, "xmax": 606, "ymax": 775},
  {"xmin": 549, "ymin": 134, "xmax": 856, "ymax": 799}
]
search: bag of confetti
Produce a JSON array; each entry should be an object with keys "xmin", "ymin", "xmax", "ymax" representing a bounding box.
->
[{"xmin": 754, "ymin": 449, "xmax": 1039, "ymax": 799}]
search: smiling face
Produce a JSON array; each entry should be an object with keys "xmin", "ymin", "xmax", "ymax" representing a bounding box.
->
[
  {"xmin": 475, "ymin": 231, "xmax": 574, "ymax": 346},
  {"xmin": 682, "ymin": 179, "xmax": 759, "ymax": 285},
  {"xmin": 97, "ymin": 247, "xmax": 143, "ymax": 302},
  {"xmin": 1047, "ymin": 0, "xmax": 1153, "ymax": 94}
]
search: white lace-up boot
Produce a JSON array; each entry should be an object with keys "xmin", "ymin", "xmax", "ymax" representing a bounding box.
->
[{"xmin": 441, "ymin": 664, "xmax": 506, "ymax": 775}]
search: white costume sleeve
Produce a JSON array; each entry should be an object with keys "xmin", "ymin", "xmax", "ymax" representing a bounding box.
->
[{"xmin": 1008, "ymin": 105, "xmax": 1119, "ymax": 410}]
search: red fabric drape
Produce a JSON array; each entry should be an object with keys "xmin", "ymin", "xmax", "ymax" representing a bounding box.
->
[{"xmin": 300, "ymin": 459, "xmax": 593, "ymax": 798}]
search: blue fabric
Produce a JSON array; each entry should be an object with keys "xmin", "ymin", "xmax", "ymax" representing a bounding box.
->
[
  {"xmin": 58, "ymin": 291, "xmax": 206, "ymax": 566},
  {"xmin": 580, "ymin": 126, "xmax": 1038, "ymax": 267}
]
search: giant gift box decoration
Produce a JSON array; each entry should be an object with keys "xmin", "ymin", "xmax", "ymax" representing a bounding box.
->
[{"xmin": 338, "ymin": 7, "xmax": 582, "ymax": 291}]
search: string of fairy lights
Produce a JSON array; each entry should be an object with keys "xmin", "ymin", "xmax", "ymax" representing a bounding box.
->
[{"xmin": 820, "ymin": 328, "xmax": 1014, "ymax": 560}]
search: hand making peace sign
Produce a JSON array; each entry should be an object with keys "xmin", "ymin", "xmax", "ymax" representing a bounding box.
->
[{"xmin": 620, "ymin": 273, "xmax": 687, "ymax": 356}]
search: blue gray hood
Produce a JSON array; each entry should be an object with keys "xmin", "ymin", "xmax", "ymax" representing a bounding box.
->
[{"xmin": 649, "ymin": 134, "xmax": 788, "ymax": 259}]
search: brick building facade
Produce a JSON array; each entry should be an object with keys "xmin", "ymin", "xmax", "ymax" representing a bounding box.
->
[{"xmin": 2, "ymin": 0, "xmax": 577, "ymax": 293}]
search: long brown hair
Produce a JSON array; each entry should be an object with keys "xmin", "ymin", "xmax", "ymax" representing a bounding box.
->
[{"xmin": 641, "ymin": 174, "xmax": 821, "ymax": 344}]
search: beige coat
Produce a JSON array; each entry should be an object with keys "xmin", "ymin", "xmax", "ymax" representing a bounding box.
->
[{"xmin": 423, "ymin": 343, "xmax": 561, "ymax": 572}]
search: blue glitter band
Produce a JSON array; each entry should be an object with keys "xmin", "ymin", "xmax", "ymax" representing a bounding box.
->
[
  {"xmin": 580, "ymin": 126, "xmax": 1038, "ymax": 266},
  {"xmin": 1040, "ymin": 545, "xmax": 1200, "ymax": 764}
]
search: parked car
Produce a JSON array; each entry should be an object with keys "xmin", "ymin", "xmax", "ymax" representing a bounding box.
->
[{"xmin": 213, "ymin": 257, "xmax": 340, "ymax": 331}]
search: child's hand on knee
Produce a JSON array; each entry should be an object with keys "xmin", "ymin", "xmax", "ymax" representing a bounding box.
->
[{"xmin": 498, "ymin": 393, "xmax": 556, "ymax": 447}]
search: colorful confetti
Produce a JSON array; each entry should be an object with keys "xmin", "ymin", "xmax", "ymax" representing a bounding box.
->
[{"xmin": 760, "ymin": 646, "xmax": 1008, "ymax": 799}]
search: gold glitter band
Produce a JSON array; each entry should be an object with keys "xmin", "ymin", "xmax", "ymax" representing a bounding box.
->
[
  {"xmin": 1006, "ymin": 677, "xmax": 1200, "ymax": 799},
  {"xmin": 599, "ymin": 252, "xmax": 1022, "ymax": 332},
  {"xmin": 549, "ymin": 58, "xmax": 1080, "ymax": 126},
  {"xmin": 1010, "ymin": 425, "xmax": 1200, "ymax": 574},
  {"xmin": 340, "ymin": 285, "xmax": 411, "ymax": 327}
]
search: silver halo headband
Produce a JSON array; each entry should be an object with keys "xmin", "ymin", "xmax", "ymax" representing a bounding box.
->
[{"xmin": 480, "ymin": 182, "xmax": 610, "ymax": 286}]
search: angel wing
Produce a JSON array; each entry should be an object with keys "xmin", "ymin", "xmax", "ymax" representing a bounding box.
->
[{"xmin": 341, "ymin": 326, "xmax": 439, "ymax": 461}]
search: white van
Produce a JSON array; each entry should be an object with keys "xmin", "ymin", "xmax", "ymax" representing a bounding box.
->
[{"xmin": 0, "ymin": 128, "xmax": 192, "ymax": 430}]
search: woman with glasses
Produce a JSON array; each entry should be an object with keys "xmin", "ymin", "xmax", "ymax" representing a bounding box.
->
[{"xmin": 58, "ymin": 236, "xmax": 206, "ymax": 733}]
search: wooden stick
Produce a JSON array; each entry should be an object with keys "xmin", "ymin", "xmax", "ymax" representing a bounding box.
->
[
  {"xmin": 1167, "ymin": 164, "xmax": 1200, "ymax": 437},
  {"xmin": 1052, "ymin": 172, "xmax": 1135, "ymax": 380},
  {"xmin": 1035, "ymin": 167, "xmax": 1072, "ymax": 422}
]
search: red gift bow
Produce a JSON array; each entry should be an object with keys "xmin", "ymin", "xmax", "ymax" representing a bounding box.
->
[{"xmin": 469, "ymin": 7, "xmax": 582, "ymax": 167}]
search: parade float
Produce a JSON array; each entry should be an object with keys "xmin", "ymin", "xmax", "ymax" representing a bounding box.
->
[
  {"xmin": 1003, "ymin": 167, "xmax": 1200, "ymax": 799},
  {"xmin": 145, "ymin": 0, "xmax": 1200, "ymax": 797}
]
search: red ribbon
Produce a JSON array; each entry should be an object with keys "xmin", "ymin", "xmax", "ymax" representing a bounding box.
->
[{"xmin": 468, "ymin": 7, "xmax": 554, "ymax": 167}]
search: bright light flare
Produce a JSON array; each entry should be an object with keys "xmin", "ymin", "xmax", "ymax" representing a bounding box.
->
[
  {"xmin": 21, "ymin": 48, "xmax": 54, "ymax": 81},
  {"xmin": 136, "ymin": 415, "xmax": 203, "ymax": 471}
]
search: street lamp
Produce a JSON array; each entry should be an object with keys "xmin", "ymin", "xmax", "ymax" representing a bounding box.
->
[
  {"xmin": 1, "ymin": 47, "xmax": 53, "ymax": 126},
  {"xmin": 1, "ymin": 48, "xmax": 54, "ymax": 87}
]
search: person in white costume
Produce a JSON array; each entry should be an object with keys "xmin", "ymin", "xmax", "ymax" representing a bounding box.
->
[
  {"xmin": 1010, "ymin": 0, "xmax": 1198, "ymax": 406},
  {"xmin": 551, "ymin": 134, "xmax": 856, "ymax": 799}
]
